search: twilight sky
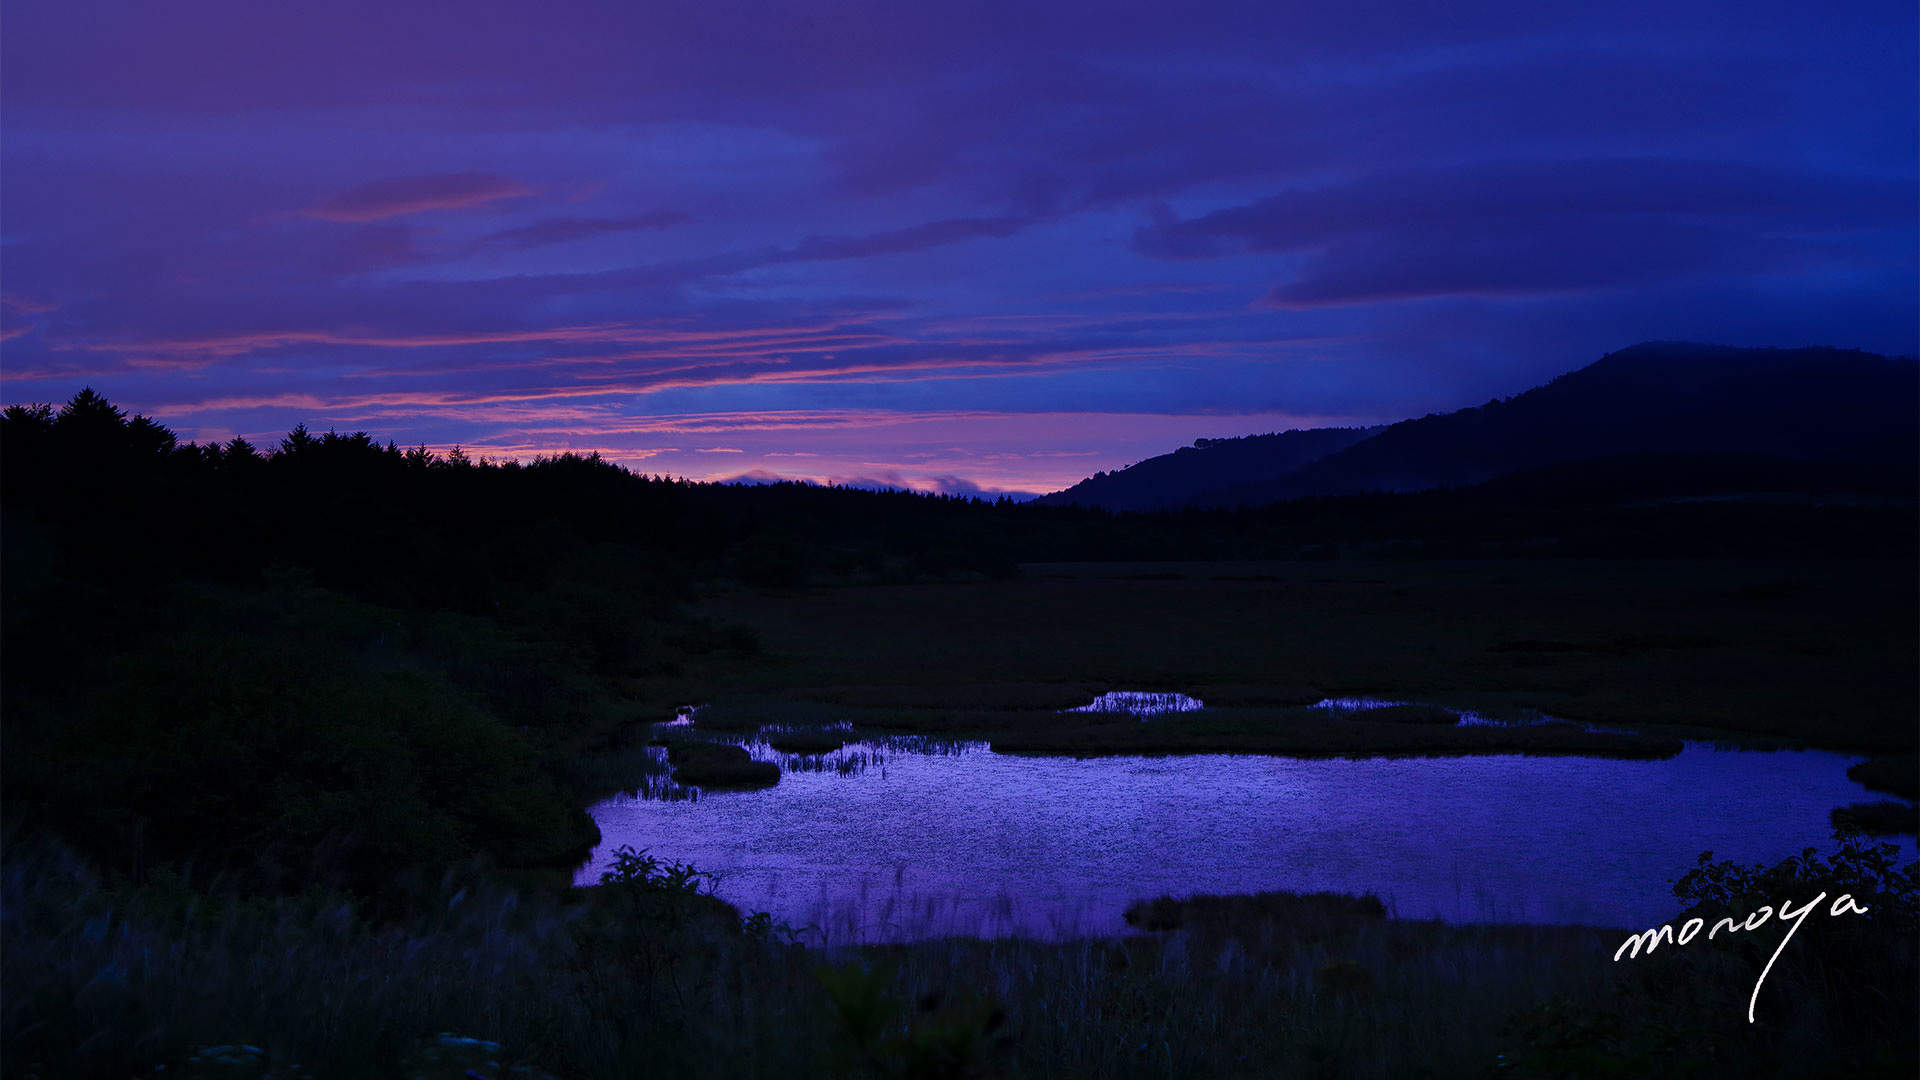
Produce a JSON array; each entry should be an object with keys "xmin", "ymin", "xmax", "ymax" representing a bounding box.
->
[{"xmin": 2, "ymin": 2, "xmax": 1914, "ymax": 496}]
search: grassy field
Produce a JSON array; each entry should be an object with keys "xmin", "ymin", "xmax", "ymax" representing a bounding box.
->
[{"xmin": 664, "ymin": 558, "xmax": 1917, "ymax": 757}]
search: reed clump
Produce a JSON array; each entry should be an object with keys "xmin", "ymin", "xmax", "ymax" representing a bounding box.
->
[{"xmin": 660, "ymin": 740, "xmax": 780, "ymax": 789}]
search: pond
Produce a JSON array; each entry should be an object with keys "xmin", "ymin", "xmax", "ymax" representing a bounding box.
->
[{"xmin": 578, "ymin": 729, "xmax": 1914, "ymax": 943}]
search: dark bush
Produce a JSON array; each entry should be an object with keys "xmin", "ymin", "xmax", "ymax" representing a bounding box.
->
[
  {"xmin": 1848, "ymin": 755, "xmax": 1920, "ymax": 800},
  {"xmin": 1832, "ymin": 800, "xmax": 1918, "ymax": 836},
  {"xmin": 662, "ymin": 740, "xmax": 781, "ymax": 789},
  {"xmin": 765, "ymin": 730, "xmax": 850, "ymax": 755}
]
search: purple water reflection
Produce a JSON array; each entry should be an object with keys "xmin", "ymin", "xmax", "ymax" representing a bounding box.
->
[
  {"xmin": 577, "ymin": 744, "xmax": 1916, "ymax": 943},
  {"xmin": 1067, "ymin": 691, "xmax": 1205, "ymax": 717}
]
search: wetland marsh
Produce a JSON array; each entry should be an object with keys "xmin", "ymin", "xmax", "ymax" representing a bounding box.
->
[
  {"xmin": 578, "ymin": 559, "xmax": 1918, "ymax": 949},
  {"xmin": 579, "ymin": 734, "xmax": 1914, "ymax": 941}
]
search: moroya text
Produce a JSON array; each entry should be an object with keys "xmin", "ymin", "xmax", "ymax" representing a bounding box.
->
[{"xmin": 1612, "ymin": 892, "xmax": 1870, "ymax": 1023}]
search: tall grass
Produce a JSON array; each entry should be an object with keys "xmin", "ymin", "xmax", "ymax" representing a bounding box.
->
[{"xmin": 7, "ymin": 834, "xmax": 1914, "ymax": 1079}]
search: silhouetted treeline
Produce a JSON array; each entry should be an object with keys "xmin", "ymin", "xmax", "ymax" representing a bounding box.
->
[
  {"xmin": 5, "ymin": 389, "xmax": 1912, "ymax": 610},
  {"xmin": 1, "ymin": 389, "xmax": 1041, "ymax": 600}
]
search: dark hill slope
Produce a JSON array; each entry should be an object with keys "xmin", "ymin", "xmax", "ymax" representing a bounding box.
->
[
  {"xmin": 1037, "ymin": 426, "xmax": 1379, "ymax": 510},
  {"xmin": 1194, "ymin": 343, "xmax": 1916, "ymax": 507}
]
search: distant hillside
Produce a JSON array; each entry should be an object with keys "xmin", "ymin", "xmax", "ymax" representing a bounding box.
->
[
  {"xmin": 1036, "ymin": 426, "xmax": 1380, "ymax": 510},
  {"xmin": 1194, "ymin": 343, "xmax": 1916, "ymax": 507}
]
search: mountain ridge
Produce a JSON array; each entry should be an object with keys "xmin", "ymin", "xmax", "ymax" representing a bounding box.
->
[
  {"xmin": 1042, "ymin": 342, "xmax": 1917, "ymax": 512},
  {"xmin": 1035, "ymin": 426, "xmax": 1379, "ymax": 511}
]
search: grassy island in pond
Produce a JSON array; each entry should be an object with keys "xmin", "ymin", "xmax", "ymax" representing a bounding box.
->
[{"xmin": 659, "ymin": 739, "xmax": 782, "ymax": 790}]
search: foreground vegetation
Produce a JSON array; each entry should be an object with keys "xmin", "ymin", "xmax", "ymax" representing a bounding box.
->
[{"xmin": 5, "ymin": 834, "xmax": 1913, "ymax": 1079}]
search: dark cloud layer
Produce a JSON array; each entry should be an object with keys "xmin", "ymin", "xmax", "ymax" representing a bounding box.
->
[
  {"xmin": 477, "ymin": 212, "xmax": 691, "ymax": 250},
  {"xmin": 1134, "ymin": 160, "xmax": 1912, "ymax": 305},
  {"xmin": 2, "ymin": 1, "xmax": 1912, "ymax": 493}
]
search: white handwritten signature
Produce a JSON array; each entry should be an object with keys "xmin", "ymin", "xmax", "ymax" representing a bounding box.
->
[{"xmin": 1612, "ymin": 891, "xmax": 1871, "ymax": 1022}]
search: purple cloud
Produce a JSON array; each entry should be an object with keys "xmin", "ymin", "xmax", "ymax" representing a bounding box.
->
[{"xmin": 308, "ymin": 173, "xmax": 533, "ymax": 222}]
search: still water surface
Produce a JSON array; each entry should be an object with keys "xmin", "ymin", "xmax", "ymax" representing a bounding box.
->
[{"xmin": 578, "ymin": 741, "xmax": 1914, "ymax": 943}]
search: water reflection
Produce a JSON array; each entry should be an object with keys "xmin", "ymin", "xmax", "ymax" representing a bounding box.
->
[
  {"xmin": 579, "ymin": 741, "xmax": 1917, "ymax": 943},
  {"xmin": 1311, "ymin": 696, "xmax": 1409, "ymax": 712},
  {"xmin": 1067, "ymin": 691, "xmax": 1205, "ymax": 717}
]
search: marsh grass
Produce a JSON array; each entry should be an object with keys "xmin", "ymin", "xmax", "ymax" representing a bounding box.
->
[
  {"xmin": 764, "ymin": 730, "xmax": 851, "ymax": 755},
  {"xmin": 613, "ymin": 772, "xmax": 702, "ymax": 801},
  {"xmin": 660, "ymin": 740, "xmax": 781, "ymax": 789},
  {"xmin": 561, "ymin": 738, "xmax": 672, "ymax": 798},
  {"xmin": 986, "ymin": 705, "xmax": 1683, "ymax": 759},
  {"xmin": 870, "ymin": 734, "xmax": 976, "ymax": 756},
  {"xmin": 592, "ymin": 741, "xmax": 892, "ymax": 793},
  {"xmin": 679, "ymin": 694, "xmax": 1680, "ymax": 766},
  {"xmin": 679, "ymin": 695, "xmax": 1681, "ymax": 759},
  {"xmin": 792, "ymin": 749, "xmax": 885, "ymax": 777},
  {"xmin": 1, "ymin": 844, "xmax": 580, "ymax": 1079},
  {"xmin": 7, "ymin": 836, "xmax": 1915, "ymax": 1080},
  {"xmin": 1123, "ymin": 890, "xmax": 1388, "ymax": 933},
  {"xmin": 687, "ymin": 560, "xmax": 1918, "ymax": 756}
]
